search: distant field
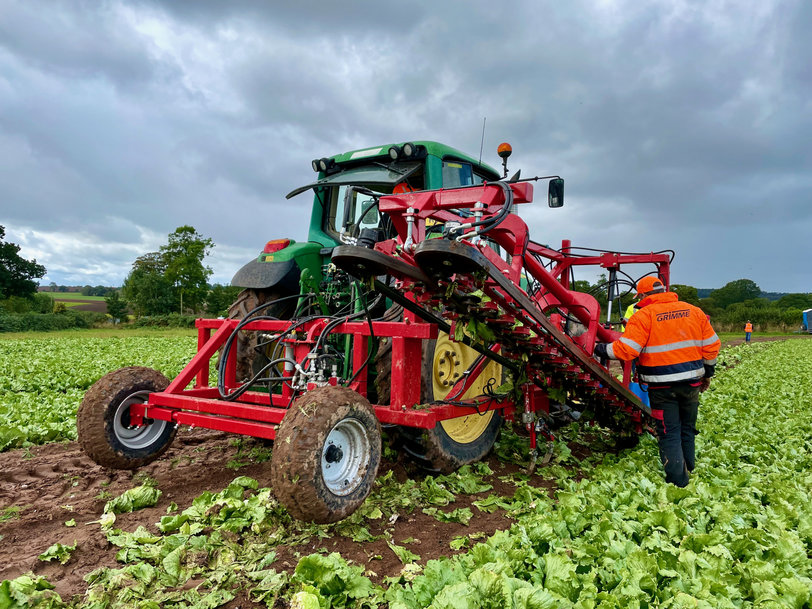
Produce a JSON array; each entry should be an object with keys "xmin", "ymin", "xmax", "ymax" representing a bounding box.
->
[
  {"xmin": 44, "ymin": 292, "xmax": 108, "ymax": 313},
  {"xmin": 0, "ymin": 327, "xmax": 197, "ymax": 340},
  {"xmin": 42, "ymin": 292, "xmax": 107, "ymax": 301}
]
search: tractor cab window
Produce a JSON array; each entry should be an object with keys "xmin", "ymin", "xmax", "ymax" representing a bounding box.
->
[
  {"xmin": 332, "ymin": 185, "xmax": 382, "ymax": 237},
  {"xmin": 442, "ymin": 161, "xmax": 474, "ymax": 187},
  {"xmin": 442, "ymin": 160, "xmax": 493, "ymax": 187},
  {"xmin": 316, "ymin": 162, "xmax": 425, "ymax": 238}
]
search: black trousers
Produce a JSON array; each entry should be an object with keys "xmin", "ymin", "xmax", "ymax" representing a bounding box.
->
[{"xmin": 649, "ymin": 384, "xmax": 700, "ymax": 487}]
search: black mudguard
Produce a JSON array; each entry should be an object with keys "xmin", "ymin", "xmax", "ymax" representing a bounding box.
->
[{"xmin": 231, "ymin": 258, "xmax": 300, "ymax": 292}]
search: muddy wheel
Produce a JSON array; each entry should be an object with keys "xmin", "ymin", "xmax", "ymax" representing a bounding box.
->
[
  {"xmin": 77, "ymin": 367, "xmax": 176, "ymax": 470},
  {"xmin": 270, "ymin": 386, "xmax": 381, "ymax": 523},
  {"xmin": 227, "ymin": 288, "xmax": 294, "ymax": 382},
  {"xmin": 375, "ymin": 324, "xmax": 503, "ymax": 474}
]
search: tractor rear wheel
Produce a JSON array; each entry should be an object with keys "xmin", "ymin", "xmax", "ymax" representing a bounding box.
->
[
  {"xmin": 227, "ymin": 288, "xmax": 295, "ymax": 382},
  {"xmin": 270, "ymin": 386, "xmax": 381, "ymax": 523},
  {"xmin": 376, "ymin": 326, "xmax": 503, "ymax": 474},
  {"xmin": 77, "ymin": 367, "xmax": 176, "ymax": 470}
]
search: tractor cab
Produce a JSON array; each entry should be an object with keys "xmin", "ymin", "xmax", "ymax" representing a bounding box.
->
[{"xmin": 230, "ymin": 141, "xmax": 501, "ymax": 293}]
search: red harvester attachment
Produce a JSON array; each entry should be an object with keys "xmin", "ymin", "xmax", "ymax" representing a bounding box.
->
[{"xmin": 78, "ymin": 179, "xmax": 672, "ymax": 523}]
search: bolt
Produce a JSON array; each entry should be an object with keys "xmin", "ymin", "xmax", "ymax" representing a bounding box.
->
[
  {"xmin": 439, "ymin": 357, "xmax": 445, "ymax": 364},
  {"xmin": 438, "ymin": 371, "xmax": 445, "ymax": 377}
]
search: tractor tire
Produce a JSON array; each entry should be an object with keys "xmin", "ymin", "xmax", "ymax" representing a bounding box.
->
[
  {"xmin": 375, "ymin": 323, "xmax": 503, "ymax": 474},
  {"xmin": 77, "ymin": 367, "xmax": 176, "ymax": 470},
  {"xmin": 227, "ymin": 288, "xmax": 294, "ymax": 382},
  {"xmin": 270, "ymin": 386, "xmax": 381, "ymax": 523}
]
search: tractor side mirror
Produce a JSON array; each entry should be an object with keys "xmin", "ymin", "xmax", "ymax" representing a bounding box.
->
[{"xmin": 548, "ymin": 178, "xmax": 564, "ymax": 208}]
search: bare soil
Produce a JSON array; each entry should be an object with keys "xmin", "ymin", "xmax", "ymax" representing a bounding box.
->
[
  {"xmin": 0, "ymin": 428, "xmax": 553, "ymax": 605},
  {"xmin": 52, "ymin": 299, "xmax": 108, "ymax": 314}
]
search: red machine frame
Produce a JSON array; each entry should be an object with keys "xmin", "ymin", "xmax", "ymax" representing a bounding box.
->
[{"xmin": 129, "ymin": 181, "xmax": 671, "ymax": 445}]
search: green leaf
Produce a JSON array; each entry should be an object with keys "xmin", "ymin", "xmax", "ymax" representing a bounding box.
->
[
  {"xmin": 387, "ymin": 542, "xmax": 421, "ymax": 565},
  {"xmin": 103, "ymin": 483, "xmax": 162, "ymax": 516},
  {"xmin": 422, "ymin": 507, "xmax": 473, "ymax": 525},
  {"xmin": 38, "ymin": 541, "xmax": 77, "ymax": 565}
]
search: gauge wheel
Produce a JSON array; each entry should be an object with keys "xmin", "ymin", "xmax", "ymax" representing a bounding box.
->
[
  {"xmin": 226, "ymin": 288, "xmax": 295, "ymax": 382},
  {"xmin": 77, "ymin": 367, "xmax": 175, "ymax": 470},
  {"xmin": 376, "ymin": 325, "xmax": 503, "ymax": 474},
  {"xmin": 270, "ymin": 386, "xmax": 381, "ymax": 523}
]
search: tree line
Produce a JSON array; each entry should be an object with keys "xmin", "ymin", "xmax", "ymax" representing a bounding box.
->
[
  {"xmin": 1, "ymin": 223, "xmax": 809, "ymax": 331},
  {"xmin": 0, "ymin": 225, "xmax": 241, "ymax": 328},
  {"xmin": 584, "ymin": 275, "xmax": 810, "ymax": 332}
]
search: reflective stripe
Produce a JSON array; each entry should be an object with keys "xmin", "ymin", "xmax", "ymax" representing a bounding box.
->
[
  {"xmin": 704, "ymin": 358, "xmax": 717, "ymax": 365},
  {"xmin": 642, "ymin": 339, "xmax": 702, "ymax": 354},
  {"xmin": 606, "ymin": 343, "xmax": 615, "ymax": 359},
  {"xmin": 701, "ymin": 333, "xmax": 719, "ymax": 346},
  {"xmin": 619, "ymin": 337, "xmax": 642, "ymax": 352},
  {"xmin": 640, "ymin": 368, "xmax": 705, "ymax": 383}
]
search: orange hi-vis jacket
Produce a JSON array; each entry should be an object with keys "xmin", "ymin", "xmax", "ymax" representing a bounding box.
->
[
  {"xmin": 745, "ymin": 322, "xmax": 753, "ymax": 332},
  {"xmin": 607, "ymin": 292, "xmax": 720, "ymax": 385}
]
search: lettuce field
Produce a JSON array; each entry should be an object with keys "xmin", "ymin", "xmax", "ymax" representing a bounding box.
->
[
  {"xmin": 0, "ymin": 336, "xmax": 810, "ymax": 608},
  {"xmin": 0, "ymin": 336, "xmax": 197, "ymax": 451}
]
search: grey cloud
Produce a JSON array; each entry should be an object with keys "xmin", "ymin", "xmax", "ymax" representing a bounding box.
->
[{"xmin": 0, "ymin": 0, "xmax": 810, "ymax": 292}]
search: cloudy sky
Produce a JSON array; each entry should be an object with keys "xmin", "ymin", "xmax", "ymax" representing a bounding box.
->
[{"xmin": 1, "ymin": 0, "xmax": 809, "ymax": 292}]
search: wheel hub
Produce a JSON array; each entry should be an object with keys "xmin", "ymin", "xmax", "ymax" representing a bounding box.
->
[
  {"xmin": 321, "ymin": 418, "xmax": 371, "ymax": 496},
  {"xmin": 113, "ymin": 390, "xmax": 169, "ymax": 450},
  {"xmin": 432, "ymin": 333, "xmax": 501, "ymax": 444}
]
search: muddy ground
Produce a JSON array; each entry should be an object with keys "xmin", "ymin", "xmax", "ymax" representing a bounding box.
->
[
  {"xmin": 0, "ymin": 335, "xmax": 801, "ymax": 605},
  {"xmin": 0, "ymin": 429, "xmax": 552, "ymax": 605}
]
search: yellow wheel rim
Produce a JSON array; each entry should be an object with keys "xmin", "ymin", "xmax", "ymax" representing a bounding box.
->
[{"xmin": 432, "ymin": 332, "xmax": 501, "ymax": 444}]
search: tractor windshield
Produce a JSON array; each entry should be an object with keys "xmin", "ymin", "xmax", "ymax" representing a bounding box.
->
[
  {"xmin": 288, "ymin": 161, "xmax": 425, "ymax": 238},
  {"xmin": 285, "ymin": 162, "xmax": 422, "ymax": 200}
]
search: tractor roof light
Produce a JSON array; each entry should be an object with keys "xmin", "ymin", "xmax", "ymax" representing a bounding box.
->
[
  {"xmin": 317, "ymin": 158, "xmax": 330, "ymax": 172},
  {"xmin": 311, "ymin": 159, "xmax": 320, "ymax": 172},
  {"xmin": 402, "ymin": 142, "xmax": 415, "ymax": 157},
  {"xmin": 388, "ymin": 145, "xmax": 402, "ymax": 160},
  {"xmin": 263, "ymin": 239, "xmax": 291, "ymax": 254},
  {"xmin": 497, "ymin": 142, "xmax": 513, "ymax": 159}
]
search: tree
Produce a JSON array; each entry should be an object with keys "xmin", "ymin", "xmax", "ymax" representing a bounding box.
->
[
  {"xmin": 160, "ymin": 226, "xmax": 214, "ymax": 314},
  {"xmin": 671, "ymin": 284, "xmax": 701, "ymax": 306},
  {"xmin": 205, "ymin": 284, "xmax": 242, "ymax": 317},
  {"xmin": 122, "ymin": 253, "xmax": 176, "ymax": 316},
  {"xmin": 775, "ymin": 293, "xmax": 812, "ymax": 310},
  {"xmin": 709, "ymin": 279, "xmax": 761, "ymax": 309},
  {"xmin": 105, "ymin": 290, "xmax": 129, "ymax": 322},
  {"xmin": 0, "ymin": 225, "xmax": 46, "ymax": 299}
]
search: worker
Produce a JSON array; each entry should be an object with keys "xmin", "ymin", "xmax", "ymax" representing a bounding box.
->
[
  {"xmin": 392, "ymin": 181, "xmax": 415, "ymax": 194},
  {"xmin": 744, "ymin": 320, "xmax": 753, "ymax": 344},
  {"xmin": 594, "ymin": 276, "xmax": 720, "ymax": 487},
  {"xmin": 620, "ymin": 300, "xmax": 638, "ymax": 333}
]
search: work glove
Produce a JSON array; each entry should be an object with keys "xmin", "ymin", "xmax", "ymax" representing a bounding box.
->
[
  {"xmin": 594, "ymin": 342, "xmax": 609, "ymax": 359},
  {"xmin": 699, "ymin": 378, "xmax": 711, "ymax": 393}
]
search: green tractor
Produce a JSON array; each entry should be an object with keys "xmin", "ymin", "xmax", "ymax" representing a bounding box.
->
[{"xmin": 227, "ymin": 141, "xmax": 506, "ymax": 471}]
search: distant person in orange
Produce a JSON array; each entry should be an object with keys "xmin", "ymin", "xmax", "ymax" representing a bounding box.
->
[
  {"xmin": 392, "ymin": 182, "xmax": 415, "ymax": 194},
  {"xmin": 594, "ymin": 276, "xmax": 720, "ymax": 487},
  {"xmin": 744, "ymin": 320, "xmax": 753, "ymax": 344}
]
